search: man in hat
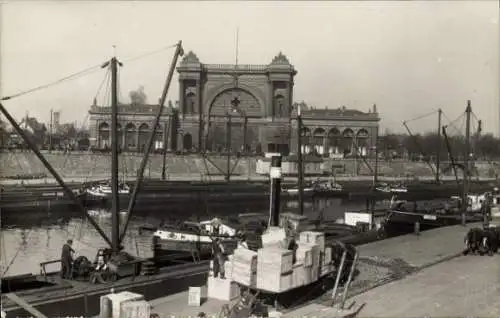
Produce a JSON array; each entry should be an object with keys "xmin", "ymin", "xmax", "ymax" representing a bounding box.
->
[{"xmin": 61, "ymin": 239, "xmax": 75, "ymax": 279}]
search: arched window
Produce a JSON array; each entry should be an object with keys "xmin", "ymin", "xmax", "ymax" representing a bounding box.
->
[
  {"xmin": 124, "ymin": 123, "xmax": 136, "ymax": 151},
  {"xmin": 138, "ymin": 123, "xmax": 149, "ymax": 152},
  {"xmin": 183, "ymin": 133, "xmax": 193, "ymax": 151},
  {"xmin": 98, "ymin": 122, "xmax": 110, "ymax": 149},
  {"xmin": 328, "ymin": 128, "xmax": 340, "ymax": 155},
  {"xmin": 312, "ymin": 128, "xmax": 326, "ymax": 155}
]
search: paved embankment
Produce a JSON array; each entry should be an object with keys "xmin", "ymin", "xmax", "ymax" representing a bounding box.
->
[{"xmin": 352, "ymin": 254, "xmax": 500, "ymax": 317}]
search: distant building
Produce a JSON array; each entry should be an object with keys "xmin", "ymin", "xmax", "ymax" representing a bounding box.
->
[
  {"xmin": 52, "ymin": 111, "xmax": 60, "ymax": 134},
  {"xmin": 88, "ymin": 51, "xmax": 380, "ymax": 155}
]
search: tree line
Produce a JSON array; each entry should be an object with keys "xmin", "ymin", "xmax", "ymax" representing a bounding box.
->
[{"xmin": 380, "ymin": 132, "xmax": 500, "ymax": 160}]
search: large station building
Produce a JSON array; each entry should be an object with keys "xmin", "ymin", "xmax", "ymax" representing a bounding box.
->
[{"xmin": 89, "ymin": 51, "xmax": 380, "ymax": 156}]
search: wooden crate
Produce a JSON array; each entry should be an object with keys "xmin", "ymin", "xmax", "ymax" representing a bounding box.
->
[{"xmin": 257, "ymin": 247, "xmax": 293, "ymax": 274}]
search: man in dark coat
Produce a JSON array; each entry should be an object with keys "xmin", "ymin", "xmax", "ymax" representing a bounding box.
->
[
  {"xmin": 212, "ymin": 238, "xmax": 226, "ymax": 279},
  {"xmin": 61, "ymin": 239, "xmax": 75, "ymax": 279}
]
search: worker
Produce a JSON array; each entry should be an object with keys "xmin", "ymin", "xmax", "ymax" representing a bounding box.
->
[
  {"xmin": 238, "ymin": 235, "xmax": 249, "ymax": 249},
  {"xmin": 287, "ymin": 237, "xmax": 298, "ymax": 264},
  {"xmin": 95, "ymin": 249, "xmax": 107, "ymax": 271},
  {"xmin": 60, "ymin": 239, "xmax": 75, "ymax": 279},
  {"xmin": 212, "ymin": 238, "xmax": 226, "ymax": 279}
]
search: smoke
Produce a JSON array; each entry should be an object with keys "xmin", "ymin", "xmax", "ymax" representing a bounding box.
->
[{"xmin": 129, "ymin": 86, "xmax": 147, "ymax": 105}]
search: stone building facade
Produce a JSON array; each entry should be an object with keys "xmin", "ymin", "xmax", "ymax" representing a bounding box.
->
[
  {"xmin": 88, "ymin": 103, "xmax": 177, "ymax": 151},
  {"xmin": 88, "ymin": 51, "xmax": 380, "ymax": 156}
]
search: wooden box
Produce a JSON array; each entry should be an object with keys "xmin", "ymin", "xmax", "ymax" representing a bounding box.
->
[
  {"xmin": 256, "ymin": 270, "xmax": 293, "ymax": 293},
  {"xmin": 120, "ymin": 300, "xmax": 151, "ymax": 318},
  {"xmin": 257, "ymin": 247, "xmax": 293, "ymax": 274},
  {"xmin": 299, "ymin": 231, "xmax": 325, "ymax": 252},
  {"xmin": 207, "ymin": 276, "xmax": 240, "ymax": 301}
]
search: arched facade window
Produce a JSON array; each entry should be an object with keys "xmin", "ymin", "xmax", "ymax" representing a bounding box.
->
[
  {"xmin": 300, "ymin": 126, "xmax": 311, "ymax": 154},
  {"xmin": 274, "ymin": 94, "xmax": 285, "ymax": 118},
  {"xmin": 185, "ymin": 92, "xmax": 197, "ymax": 114},
  {"xmin": 355, "ymin": 129, "xmax": 369, "ymax": 156},
  {"xmin": 312, "ymin": 128, "xmax": 326, "ymax": 155},
  {"xmin": 154, "ymin": 124, "xmax": 163, "ymax": 150},
  {"xmin": 98, "ymin": 122, "xmax": 110, "ymax": 149},
  {"xmin": 124, "ymin": 123, "xmax": 136, "ymax": 151},
  {"xmin": 327, "ymin": 128, "xmax": 341, "ymax": 155},
  {"xmin": 138, "ymin": 123, "xmax": 149, "ymax": 152},
  {"xmin": 183, "ymin": 133, "xmax": 193, "ymax": 151},
  {"xmin": 342, "ymin": 128, "xmax": 354, "ymax": 155}
]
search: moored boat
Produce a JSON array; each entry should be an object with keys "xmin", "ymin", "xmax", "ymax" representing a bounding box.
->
[{"xmin": 85, "ymin": 181, "xmax": 131, "ymax": 198}]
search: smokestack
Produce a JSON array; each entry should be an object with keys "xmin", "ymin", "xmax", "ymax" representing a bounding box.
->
[{"xmin": 269, "ymin": 155, "xmax": 283, "ymax": 227}]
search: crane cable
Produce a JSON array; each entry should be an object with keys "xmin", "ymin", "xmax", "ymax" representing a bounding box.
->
[
  {"xmin": 2, "ymin": 228, "xmax": 33, "ymax": 276},
  {"xmin": 0, "ymin": 63, "xmax": 105, "ymax": 101},
  {"xmin": 120, "ymin": 43, "xmax": 178, "ymax": 64},
  {"xmin": 403, "ymin": 109, "xmax": 438, "ymax": 124}
]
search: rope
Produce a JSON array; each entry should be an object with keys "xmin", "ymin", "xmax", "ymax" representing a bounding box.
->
[
  {"xmin": 443, "ymin": 112, "xmax": 465, "ymax": 136},
  {"xmin": 2, "ymin": 229, "xmax": 33, "ymax": 276},
  {"xmin": 94, "ymin": 67, "xmax": 111, "ymax": 103},
  {"xmin": 1, "ymin": 63, "xmax": 104, "ymax": 101},
  {"xmin": 118, "ymin": 67, "xmax": 124, "ymax": 103},
  {"xmin": 120, "ymin": 43, "xmax": 178, "ymax": 64},
  {"xmin": 102, "ymin": 72, "xmax": 111, "ymax": 107},
  {"xmin": 404, "ymin": 109, "xmax": 438, "ymax": 124}
]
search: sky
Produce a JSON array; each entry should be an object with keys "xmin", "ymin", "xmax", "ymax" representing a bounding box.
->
[{"xmin": 0, "ymin": 1, "xmax": 498, "ymax": 135}]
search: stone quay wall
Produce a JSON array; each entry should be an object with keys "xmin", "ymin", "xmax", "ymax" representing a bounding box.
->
[{"xmin": 1, "ymin": 151, "xmax": 498, "ymax": 181}]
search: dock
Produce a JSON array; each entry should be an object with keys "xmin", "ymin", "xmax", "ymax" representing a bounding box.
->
[{"xmin": 145, "ymin": 222, "xmax": 485, "ymax": 317}]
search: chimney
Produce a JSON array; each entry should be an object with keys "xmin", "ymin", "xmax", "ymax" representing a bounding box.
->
[{"xmin": 372, "ymin": 104, "xmax": 378, "ymax": 114}]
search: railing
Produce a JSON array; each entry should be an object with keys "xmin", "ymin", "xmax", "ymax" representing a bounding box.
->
[
  {"xmin": 39, "ymin": 259, "xmax": 61, "ymax": 280},
  {"xmin": 203, "ymin": 64, "xmax": 268, "ymax": 72}
]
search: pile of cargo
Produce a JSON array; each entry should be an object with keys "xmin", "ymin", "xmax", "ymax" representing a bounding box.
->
[
  {"xmin": 213, "ymin": 229, "xmax": 335, "ymax": 295},
  {"xmin": 99, "ymin": 291, "xmax": 151, "ymax": 318}
]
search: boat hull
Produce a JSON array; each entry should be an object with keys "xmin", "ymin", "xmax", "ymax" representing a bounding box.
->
[
  {"xmin": 153, "ymin": 237, "xmax": 238, "ymax": 262},
  {"xmin": 2, "ymin": 263, "xmax": 209, "ymax": 317}
]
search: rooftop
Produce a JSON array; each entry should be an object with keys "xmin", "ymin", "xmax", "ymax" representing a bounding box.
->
[
  {"xmin": 89, "ymin": 103, "xmax": 177, "ymax": 115},
  {"xmin": 292, "ymin": 102, "xmax": 380, "ymax": 120},
  {"xmin": 178, "ymin": 51, "xmax": 297, "ymax": 74}
]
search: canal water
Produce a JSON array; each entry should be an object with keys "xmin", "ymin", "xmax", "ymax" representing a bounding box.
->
[{"xmin": 1, "ymin": 198, "xmax": 366, "ymax": 277}]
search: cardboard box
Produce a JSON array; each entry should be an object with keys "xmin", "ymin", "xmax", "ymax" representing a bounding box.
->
[
  {"xmin": 322, "ymin": 247, "xmax": 332, "ymax": 265},
  {"xmin": 207, "ymin": 276, "xmax": 240, "ymax": 301},
  {"xmin": 233, "ymin": 248, "xmax": 258, "ymax": 272},
  {"xmin": 296, "ymin": 245, "xmax": 313, "ymax": 267},
  {"xmin": 292, "ymin": 263, "xmax": 305, "ymax": 288},
  {"xmin": 232, "ymin": 261, "xmax": 257, "ymax": 287},
  {"xmin": 257, "ymin": 247, "xmax": 293, "ymax": 274},
  {"xmin": 261, "ymin": 227, "xmax": 287, "ymax": 248},
  {"xmin": 101, "ymin": 291, "xmax": 144, "ymax": 318},
  {"xmin": 120, "ymin": 300, "xmax": 151, "ymax": 318},
  {"xmin": 299, "ymin": 231, "xmax": 325, "ymax": 252},
  {"xmin": 257, "ymin": 271, "xmax": 293, "ymax": 293}
]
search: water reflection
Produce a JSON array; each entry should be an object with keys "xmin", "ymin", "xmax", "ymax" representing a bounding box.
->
[{"xmin": 1, "ymin": 198, "xmax": 364, "ymax": 276}]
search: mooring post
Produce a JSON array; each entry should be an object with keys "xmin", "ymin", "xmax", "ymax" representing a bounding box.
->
[
  {"xmin": 414, "ymin": 221, "xmax": 420, "ymax": 236},
  {"xmin": 340, "ymin": 251, "xmax": 359, "ymax": 310},
  {"xmin": 331, "ymin": 249, "xmax": 347, "ymax": 306},
  {"xmin": 269, "ymin": 155, "xmax": 282, "ymax": 227}
]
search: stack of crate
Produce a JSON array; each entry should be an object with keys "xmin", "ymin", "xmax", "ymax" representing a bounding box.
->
[
  {"xmin": 231, "ymin": 247, "xmax": 258, "ymax": 287},
  {"xmin": 298, "ymin": 231, "xmax": 324, "ymax": 283},
  {"xmin": 261, "ymin": 227, "xmax": 287, "ymax": 248},
  {"xmin": 256, "ymin": 247, "xmax": 294, "ymax": 293},
  {"xmin": 321, "ymin": 246, "xmax": 334, "ymax": 276},
  {"xmin": 292, "ymin": 262, "xmax": 305, "ymax": 288}
]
